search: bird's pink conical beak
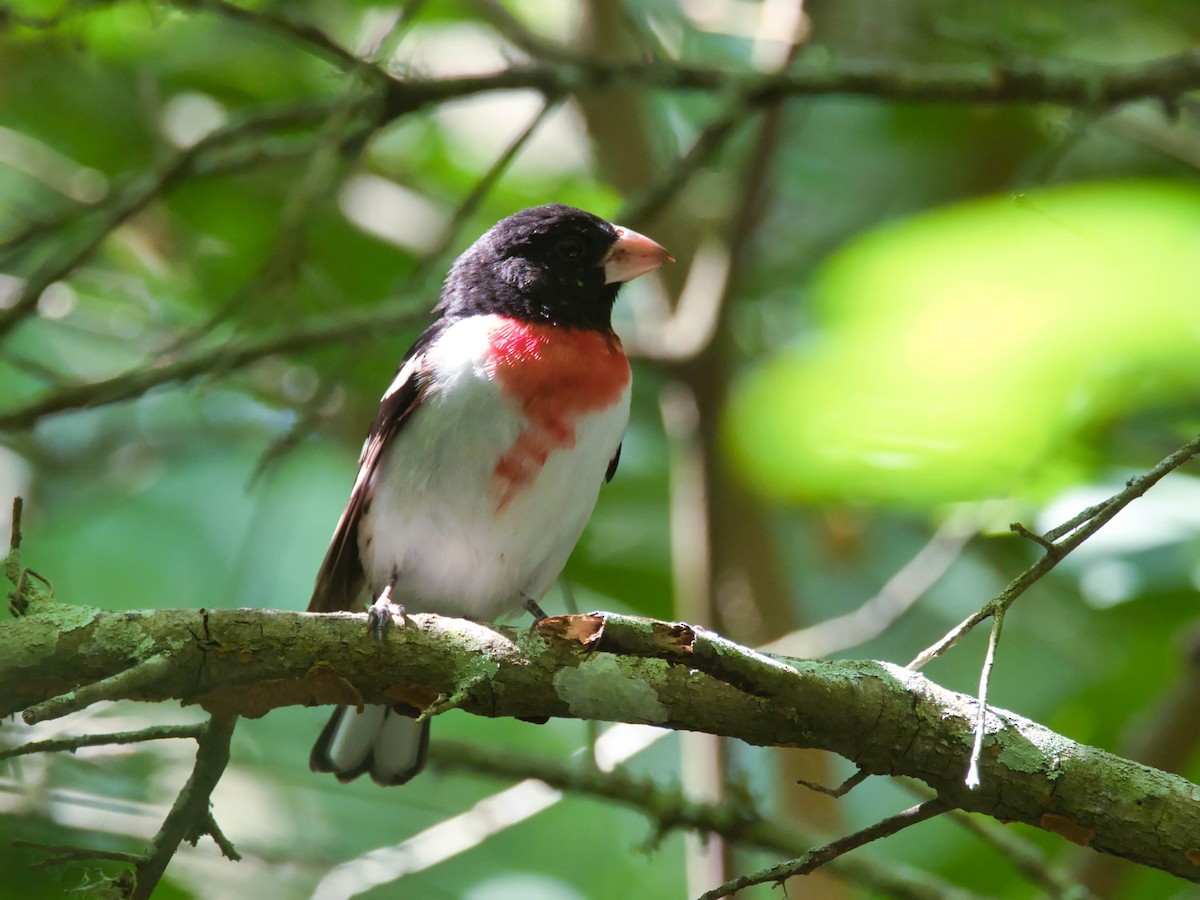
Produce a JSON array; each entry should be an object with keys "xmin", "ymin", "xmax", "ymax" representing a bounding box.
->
[{"xmin": 603, "ymin": 226, "xmax": 673, "ymax": 285}]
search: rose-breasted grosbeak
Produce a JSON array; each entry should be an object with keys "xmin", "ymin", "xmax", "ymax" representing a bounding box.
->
[{"xmin": 308, "ymin": 204, "xmax": 671, "ymax": 785}]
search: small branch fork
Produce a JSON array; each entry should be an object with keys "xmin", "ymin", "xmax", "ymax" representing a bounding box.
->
[
  {"xmin": 7, "ymin": 715, "xmax": 238, "ymax": 899},
  {"xmin": 131, "ymin": 712, "xmax": 241, "ymax": 898},
  {"xmin": 7, "ymin": 513, "xmax": 239, "ymax": 899},
  {"xmin": 911, "ymin": 432, "xmax": 1200, "ymax": 670},
  {"xmin": 909, "ymin": 432, "xmax": 1200, "ymax": 790}
]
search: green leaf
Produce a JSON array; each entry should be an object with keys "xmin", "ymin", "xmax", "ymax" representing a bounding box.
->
[{"xmin": 727, "ymin": 180, "xmax": 1200, "ymax": 505}]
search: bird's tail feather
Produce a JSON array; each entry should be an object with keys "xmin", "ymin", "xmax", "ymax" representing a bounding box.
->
[{"xmin": 310, "ymin": 703, "xmax": 429, "ymax": 786}]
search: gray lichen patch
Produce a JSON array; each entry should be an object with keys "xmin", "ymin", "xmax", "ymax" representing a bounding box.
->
[
  {"xmin": 554, "ymin": 654, "xmax": 668, "ymax": 724},
  {"xmin": 40, "ymin": 604, "xmax": 100, "ymax": 635}
]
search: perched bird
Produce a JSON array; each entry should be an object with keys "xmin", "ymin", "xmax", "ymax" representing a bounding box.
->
[{"xmin": 308, "ymin": 204, "xmax": 671, "ymax": 785}]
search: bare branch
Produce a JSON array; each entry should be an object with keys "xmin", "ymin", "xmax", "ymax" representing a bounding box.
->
[
  {"xmin": 6, "ymin": 496, "xmax": 53, "ymax": 617},
  {"xmin": 0, "ymin": 722, "xmax": 203, "ymax": 760},
  {"xmin": 251, "ymin": 98, "xmax": 558, "ymax": 479},
  {"xmin": 23, "ymin": 652, "xmax": 175, "ymax": 724},
  {"xmin": 130, "ymin": 712, "xmax": 238, "ymax": 899},
  {"xmin": 796, "ymin": 768, "xmax": 871, "ymax": 799},
  {"xmin": 1071, "ymin": 623, "xmax": 1200, "ymax": 895},
  {"xmin": 9, "ymin": 714, "xmax": 238, "ymax": 896},
  {"xmin": 194, "ymin": 809, "xmax": 241, "ymax": 863},
  {"xmin": 699, "ymin": 799, "xmax": 950, "ymax": 900},
  {"xmin": 0, "ymin": 102, "xmax": 336, "ymax": 340},
  {"xmin": 466, "ymin": 0, "xmax": 577, "ymax": 63},
  {"xmin": 0, "ymin": 302, "xmax": 425, "ymax": 432},
  {"xmin": 3, "ymin": 47, "xmax": 1197, "ymax": 426},
  {"xmin": 764, "ymin": 512, "xmax": 976, "ymax": 659},
  {"xmin": 378, "ymin": 50, "xmax": 1200, "ymax": 121}
]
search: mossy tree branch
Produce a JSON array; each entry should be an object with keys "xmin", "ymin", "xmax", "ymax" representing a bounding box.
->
[{"xmin": 2, "ymin": 605, "xmax": 1198, "ymax": 882}]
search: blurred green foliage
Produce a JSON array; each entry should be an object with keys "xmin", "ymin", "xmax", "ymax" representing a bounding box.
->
[
  {"xmin": 729, "ymin": 180, "xmax": 1200, "ymax": 504},
  {"xmin": 0, "ymin": 1, "xmax": 1198, "ymax": 899}
]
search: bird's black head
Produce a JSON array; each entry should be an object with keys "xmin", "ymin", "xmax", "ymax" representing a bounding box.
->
[{"xmin": 437, "ymin": 204, "xmax": 670, "ymax": 331}]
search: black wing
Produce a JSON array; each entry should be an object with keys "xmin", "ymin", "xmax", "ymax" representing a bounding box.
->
[
  {"xmin": 306, "ymin": 323, "xmax": 444, "ymax": 613},
  {"xmin": 605, "ymin": 441, "xmax": 622, "ymax": 483}
]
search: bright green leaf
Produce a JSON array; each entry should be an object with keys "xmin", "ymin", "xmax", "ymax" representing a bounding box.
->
[{"xmin": 727, "ymin": 180, "xmax": 1200, "ymax": 504}]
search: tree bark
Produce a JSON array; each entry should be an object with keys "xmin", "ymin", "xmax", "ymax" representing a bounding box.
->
[{"xmin": 2, "ymin": 604, "xmax": 1198, "ymax": 882}]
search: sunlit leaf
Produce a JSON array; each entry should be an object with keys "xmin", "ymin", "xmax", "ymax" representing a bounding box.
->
[{"xmin": 727, "ymin": 180, "xmax": 1200, "ymax": 504}]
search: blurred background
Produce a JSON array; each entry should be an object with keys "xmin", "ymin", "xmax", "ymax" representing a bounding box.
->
[{"xmin": 1, "ymin": 1, "xmax": 1199, "ymax": 898}]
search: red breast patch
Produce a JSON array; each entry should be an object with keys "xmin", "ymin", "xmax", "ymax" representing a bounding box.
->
[{"xmin": 488, "ymin": 318, "xmax": 630, "ymax": 509}]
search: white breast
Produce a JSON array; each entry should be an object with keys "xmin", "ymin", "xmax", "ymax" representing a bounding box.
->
[{"xmin": 358, "ymin": 316, "xmax": 630, "ymax": 619}]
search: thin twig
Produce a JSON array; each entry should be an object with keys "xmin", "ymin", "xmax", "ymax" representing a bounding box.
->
[
  {"xmin": 1044, "ymin": 498, "xmax": 1115, "ymax": 542},
  {"xmin": 0, "ymin": 723, "xmax": 204, "ymax": 760},
  {"xmin": 1009, "ymin": 521, "xmax": 1060, "ymax": 554},
  {"xmin": 698, "ymin": 799, "xmax": 950, "ymax": 900},
  {"xmin": 0, "ymin": 347, "xmax": 73, "ymax": 386},
  {"xmin": 467, "ymin": 0, "xmax": 577, "ymax": 62},
  {"xmin": 23, "ymin": 653, "xmax": 176, "ymax": 724},
  {"xmin": 189, "ymin": 809, "xmax": 242, "ymax": 862},
  {"xmin": 909, "ymin": 432, "xmax": 1200, "ymax": 669},
  {"xmin": 6, "ymin": 495, "xmax": 53, "ymax": 617},
  {"xmin": 0, "ymin": 197, "xmax": 90, "ymax": 261},
  {"xmin": 173, "ymin": 87, "xmax": 380, "ymax": 351},
  {"xmin": 360, "ymin": 0, "xmax": 428, "ymax": 65},
  {"xmin": 965, "ymin": 609, "xmax": 1004, "ymax": 789},
  {"xmin": 8, "ymin": 496, "xmax": 21, "ymax": 551},
  {"xmin": 618, "ymin": 102, "xmax": 755, "ymax": 227},
  {"xmin": 796, "ymin": 768, "xmax": 871, "ymax": 798},
  {"xmin": 418, "ymin": 100, "xmax": 561, "ymax": 267},
  {"xmin": 950, "ymin": 810, "xmax": 1096, "ymax": 898}
]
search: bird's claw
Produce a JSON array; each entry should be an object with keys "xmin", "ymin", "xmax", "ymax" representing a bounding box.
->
[
  {"xmin": 367, "ymin": 580, "xmax": 406, "ymax": 644},
  {"xmin": 522, "ymin": 593, "xmax": 548, "ymax": 623}
]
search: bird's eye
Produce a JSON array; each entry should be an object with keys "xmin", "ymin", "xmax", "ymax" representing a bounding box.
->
[{"xmin": 557, "ymin": 237, "xmax": 584, "ymax": 260}]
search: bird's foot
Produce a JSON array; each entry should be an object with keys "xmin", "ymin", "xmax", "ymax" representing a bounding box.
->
[
  {"xmin": 367, "ymin": 576, "xmax": 406, "ymax": 643},
  {"xmin": 521, "ymin": 593, "xmax": 548, "ymax": 623}
]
